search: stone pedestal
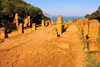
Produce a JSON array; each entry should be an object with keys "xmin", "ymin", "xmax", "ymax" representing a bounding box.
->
[
  {"xmin": 0, "ymin": 27, "xmax": 5, "ymax": 39},
  {"xmin": 32, "ymin": 23, "xmax": 36, "ymax": 30},
  {"xmin": 52, "ymin": 27, "xmax": 58, "ymax": 39}
]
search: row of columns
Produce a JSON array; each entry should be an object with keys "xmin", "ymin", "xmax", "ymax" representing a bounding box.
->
[
  {"xmin": 77, "ymin": 18, "xmax": 100, "ymax": 51},
  {"xmin": 52, "ymin": 15, "xmax": 72, "ymax": 39}
]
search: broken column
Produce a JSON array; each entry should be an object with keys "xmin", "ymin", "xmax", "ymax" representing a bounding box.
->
[
  {"xmin": 78, "ymin": 20, "xmax": 83, "ymax": 33},
  {"xmin": 45, "ymin": 21, "xmax": 48, "ymax": 27},
  {"xmin": 24, "ymin": 18, "xmax": 28, "ymax": 27},
  {"xmin": 41, "ymin": 20, "xmax": 45, "ymax": 27},
  {"xmin": 69, "ymin": 18, "xmax": 73, "ymax": 25},
  {"xmin": 88, "ymin": 19, "xmax": 99, "ymax": 51},
  {"xmin": 18, "ymin": 23, "xmax": 24, "ymax": 33},
  {"xmin": 51, "ymin": 19, "xmax": 54, "ymax": 25},
  {"xmin": 52, "ymin": 27, "xmax": 58, "ymax": 39},
  {"xmin": 83, "ymin": 18, "xmax": 89, "ymax": 41},
  {"xmin": 88, "ymin": 19, "xmax": 99, "ymax": 40},
  {"xmin": 32, "ymin": 23, "xmax": 36, "ymax": 30},
  {"xmin": 14, "ymin": 13, "xmax": 19, "ymax": 30},
  {"xmin": 57, "ymin": 15, "xmax": 62, "ymax": 34},
  {"xmin": 48, "ymin": 20, "xmax": 51, "ymax": 26},
  {"xmin": 28, "ymin": 16, "xmax": 31, "ymax": 27},
  {"xmin": 0, "ymin": 27, "xmax": 6, "ymax": 39},
  {"xmin": 64, "ymin": 21, "xmax": 67, "ymax": 29}
]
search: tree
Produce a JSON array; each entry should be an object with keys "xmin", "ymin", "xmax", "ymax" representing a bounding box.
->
[
  {"xmin": 0, "ymin": 0, "xmax": 47, "ymax": 26},
  {"xmin": 85, "ymin": 6, "xmax": 100, "ymax": 22}
]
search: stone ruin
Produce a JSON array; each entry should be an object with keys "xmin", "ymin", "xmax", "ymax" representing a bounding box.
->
[
  {"xmin": 52, "ymin": 27, "xmax": 58, "ymax": 39},
  {"xmin": 14, "ymin": 13, "xmax": 19, "ymax": 30},
  {"xmin": 81, "ymin": 19, "xmax": 100, "ymax": 51},
  {"xmin": 51, "ymin": 19, "xmax": 54, "ymax": 25},
  {"xmin": 45, "ymin": 21, "xmax": 48, "ymax": 27},
  {"xmin": 18, "ymin": 23, "xmax": 24, "ymax": 33},
  {"xmin": 0, "ymin": 27, "xmax": 6, "ymax": 39},
  {"xmin": 57, "ymin": 15, "xmax": 62, "ymax": 35},
  {"xmin": 24, "ymin": 18, "xmax": 28, "ymax": 27},
  {"xmin": 32, "ymin": 23, "xmax": 36, "ymax": 30},
  {"xmin": 48, "ymin": 20, "xmax": 51, "ymax": 26},
  {"xmin": 27, "ymin": 16, "xmax": 31, "ymax": 27},
  {"xmin": 82, "ymin": 18, "xmax": 89, "ymax": 41},
  {"xmin": 78, "ymin": 20, "xmax": 83, "ymax": 34},
  {"xmin": 88, "ymin": 19, "xmax": 99, "ymax": 40},
  {"xmin": 88, "ymin": 39, "xmax": 99, "ymax": 51},
  {"xmin": 64, "ymin": 21, "xmax": 67, "ymax": 29},
  {"xmin": 41, "ymin": 20, "xmax": 45, "ymax": 27}
]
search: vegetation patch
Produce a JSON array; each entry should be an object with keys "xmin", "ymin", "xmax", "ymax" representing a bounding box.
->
[
  {"xmin": 11, "ymin": 29, "xmax": 17, "ymax": 32},
  {"xmin": 80, "ymin": 32, "xmax": 100, "ymax": 67},
  {"xmin": 99, "ymin": 32, "xmax": 100, "ymax": 35},
  {"xmin": 97, "ymin": 37, "xmax": 100, "ymax": 40}
]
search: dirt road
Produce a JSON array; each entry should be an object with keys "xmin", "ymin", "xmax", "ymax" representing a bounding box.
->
[{"xmin": 0, "ymin": 25, "xmax": 86, "ymax": 67}]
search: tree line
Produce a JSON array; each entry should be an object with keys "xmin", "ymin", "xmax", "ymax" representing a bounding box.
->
[
  {"xmin": 0, "ymin": 0, "xmax": 48, "ymax": 27},
  {"xmin": 85, "ymin": 6, "xmax": 100, "ymax": 22}
]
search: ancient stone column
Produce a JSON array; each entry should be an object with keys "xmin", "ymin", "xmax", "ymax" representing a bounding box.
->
[
  {"xmin": 24, "ymin": 18, "xmax": 28, "ymax": 27},
  {"xmin": 57, "ymin": 15, "xmax": 62, "ymax": 34},
  {"xmin": 88, "ymin": 19, "xmax": 99, "ymax": 51},
  {"xmin": 83, "ymin": 18, "xmax": 89, "ymax": 41},
  {"xmin": 64, "ymin": 21, "xmax": 67, "ymax": 29},
  {"xmin": 0, "ymin": 27, "xmax": 5, "ymax": 39},
  {"xmin": 28, "ymin": 16, "xmax": 31, "ymax": 27},
  {"xmin": 77, "ymin": 18, "xmax": 80, "ymax": 24},
  {"xmin": 18, "ymin": 23, "xmax": 24, "ymax": 33},
  {"xmin": 88, "ymin": 19, "xmax": 99, "ymax": 40},
  {"xmin": 53, "ymin": 22, "xmax": 55, "ymax": 25},
  {"xmin": 48, "ymin": 20, "xmax": 51, "ymax": 26},
  {"xmin": 45, "ymin": 21, "xmax": 48, "ymax": 27},
  {"xmin": 78, "ymin": 20, "xmax": 83, "ymax": 33},
  {"xmin": 32, "ymin": 23, "xmax": 36, "ymax": 30},
  {"xmin": 41, "ymin": 20, "xmax": 45, "ymax": 27},
  {"xmin": 52, "ymin": 27, "xmax": 58, "ymax": 39},
  {"xmin": 15, "ymin": 13, "xmax": 19, "ymax": 30},
  {"xmin": 69, "ymin": 18, "xmax": 73, "ymax": 25},
  {"xmin": 51, "ymin": 19, "xmax": 54, "ymax": 25}
]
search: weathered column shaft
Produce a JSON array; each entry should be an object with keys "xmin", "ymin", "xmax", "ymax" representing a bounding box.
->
[
  {"xmin": 52, "ymin": 27, "xmax": 58, "ymax": 39},
  {"xmin": 41, "ymin": 20, "xmax": 45, "ymax": 27},
  {"xmin": 28, "ymin": 16, "xmax": 31, "ymax": 27},
  {"xmin": 57, "ymin": 15, "xmax": 62, "ymax": 34},
  {"xmin": 18, "ymin": 23, "xmax": 24, "ymax": 33}
]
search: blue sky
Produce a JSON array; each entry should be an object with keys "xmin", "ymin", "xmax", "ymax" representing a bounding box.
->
[{"xmin": 24, "ymin": 0, "xmax": 100, "ymax": 16}]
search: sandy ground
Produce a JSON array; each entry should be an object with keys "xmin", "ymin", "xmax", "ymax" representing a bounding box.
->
[{"xmin": 0, "ymin": 25, "xmax": 86, "ymax": 67}]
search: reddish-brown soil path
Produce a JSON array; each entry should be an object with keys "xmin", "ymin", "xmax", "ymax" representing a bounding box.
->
[{"xmin": 0, "ymin": 25, "xmax": 86, "ymax": 67}]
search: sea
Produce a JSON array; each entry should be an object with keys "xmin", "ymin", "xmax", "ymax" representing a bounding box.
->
[{"xmin": 48, "ymin": 16, "xmax": 85, "ymax": 22}]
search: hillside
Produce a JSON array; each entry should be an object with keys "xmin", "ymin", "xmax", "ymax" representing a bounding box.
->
[
  {"xmin": 85, "ymin": 6, "xmax": 100, "ymax": 21},
  {"xmin": 0, "ymin": 0, "xmax": 44, "ymax": 26}
]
